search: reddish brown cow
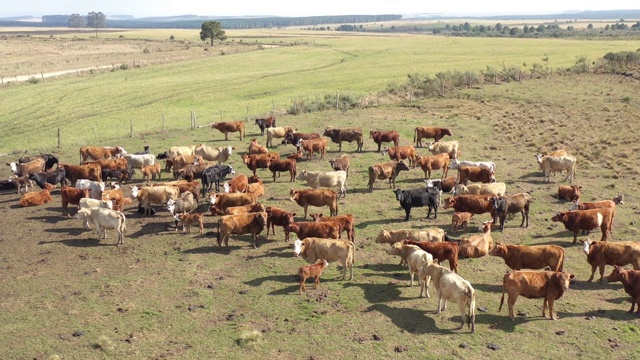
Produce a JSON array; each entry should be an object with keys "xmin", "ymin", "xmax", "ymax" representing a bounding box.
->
[
  {"xmin": 490, "ymin": 243, "xmax": 565, "ymax": 272},
  {"xmin": 328, "ymin": 154, "xmax": 350, "ymax": 178},
  {"xmin": 226, "ymin": 174, "xmax": 248, "ymax": 193},
  {"xmin": 298, "ymin": 138, "xmax": 327, "ymax": 161},
  {"xmin": 249, "ymin": 138, "xmax": 268, "ymax": 155},
  {"xmin": 211, "ymin": 121, "xmax": 245, "ymax": 141},
  {"xmin": 285, "ymin": 218, "xmax": 341, "ymax": 241},
  {"xmin": 570, "ymin": 199, "xmax": 617, "ymax": 234},
  {"xmin": 551, "ymin": 208, "xmax": 613, "ymax": 243},
  {"xmin": 289, "ymin": 188, "xmax": 338, "ymax": 219},
  {"xmin": 217, "ymin": 212, "xmax": 267, "ymax": 248},
  {"xmin": 265, "ymin": 206, "xmax": 296, "ymax": 241},
  {"xmin": 370, "ymin": 130, "xmax": 400, "ymax": 152},
  {"xmin": 443, "ymin": 195, "xmax": 494, "ymax": 217},
  {"xmin": 298, "ymin": 259, "xmax": 329, "ymax": 294},
  {"xmin": 499, "ymin": 270, "xmax": 575, "ymax": 320},
  {"xmin": 93, "ymin": 158, "xmax": 128, "ymax": 172},
  {"xmin": 61, "ymin": 186, "xmax": 90, "ymax": 216},
  {"xmin": 269, "ymin": 158, "xmax": 297, "ymax": 182},
  {"xmin": 242, "ymin": 154, "xmax": 273, "ymax": 176},
  {"xmin": 404, "ymin": 240, "xmax": 459, "ymax": 273},
  {"xmin": 581, "ymin": 240, "xmax": 640, "ymax": 284},
  {"xmin": 457, "ymin": 166, "xmax": 495, "ymax": 184},
  {"xmin": 426, "ymin": 176, "xmax": 457, "ymax": 193},
  {"xmin": 59, "ymin": 163, "xmax": 102, "ymax": 184},
  {"xmin": 310, "ymin": 213, "xmax": 355, "ymax": 242},
  {"xmin": 79, "ymin": 146, "xmax": 126, "ymax": 164},
  {"xmin": 18, "ymin": 183, "xmax": 55, "ymax": 207},
  {"xmin": 558, "ymin": 185, "xmax": 581, "ymax": 201},
  {"xmin": 282, "ymin": 131, "xmax": 321, "ymax": 146},
  {"xmin": 414, "ymin": 127, "xmax": 452, "ymax": 147},
  {"xmin": 415, "ymin": 153, "xmax": 450, "ymax": 179},
  {"xmin": 323, "ymin": 128, "xmax": 363, "ymax": 152},
  {"xmin": 224, "ymin": 202, "xmax": 266, "ymax": 215},
  {"xmin": 451, "ymin": 212, "xmax": 474, "ymax": 233},
  {"xmin": 606, "ymin": 266, "xmax": 640, "ymax": 315},
  {"xmin": 382, "ymin": 146, "xmax": 416, "ymax": 168}
]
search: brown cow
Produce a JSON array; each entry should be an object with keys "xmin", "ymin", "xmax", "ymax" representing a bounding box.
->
[
  {"xmin": 382, "ymin": 146, "xmax": 416, "ymax": 168},
  {"xmin": 60, "ymin": 186, "xmax": 90, "ymax": 216},
  {"xmin": 551, "ymin": 208, "xmax": 613, "ymax": 243},
  {"xmin": 224, "ymin": 202, "xmax": 266, "ymax": 216},
  {"xmin": 298, "ymin": 259, "xmax": 329, "ymax": 295},
  {"xmin": 404, "ymin": 240, "xmax": 459, "ymax": 273},
  {"xmin": 265, "ymin": 206, "xmax": 296, "ymax": 241},
  {"xmin": 323, "ymin": 128, "xmax": 363, "ymax": 152},
  {"xmin": 92, "ymin": 158, "xmax": 128, "ymax": 172},
  {"xmin": 18, "ymin": 183, "xmax": 55, "ymax": 207},
  {"xmin": 60, "ymin": 163, "xmax": 102, "ymax": 184},
  {"xmin": 226, "ymin": 174, "xmax": 248, "ymax": 193},
  {"xmin": 580, "ymin": 240, "xmax": 640, "ymax": 284},
  {"xmin": 415, "ymin": 153, "xmax": 450, "ymax": 179},
  {"xmin": 241, "ymin": 154, "xmax": 273, "ymax": 176},
  {"xmin": 606, "ymin": 266, "xmax": 640, "ymax": 315},
  {"xmin": 217, "ymin": 212, "xmax": 267, "ymax": 248},
  {"xmin": 499, "ymin": 270, "xmax": 575, "ymax": 320},
  {"xmin": 451, "ymin": 212, "xmax": 474, "ymax": 233},
  {"xmin": 246, "ymin": 175, "xmax": 265, "ymax": 198},
  {"xmin": 443, "ymin": 195, "xmax": 494, "ymax": 217},
  {"xmin": 457, "ymin": 166, "xmax": 495, "ymax": 184},
  {"xmin": 414, "ymin": 127, "xmax": 452, "ymax": 148},
  {"xmin": 310, "ymin": 213, "xmax": 355, "ymax": 242},
  {"xmin": 141, "ymin": 163, "xmax": 162, "ymax": 182},
  {"xmin": 171, "ymin": 155, "xmax": 204, "ymax": 172},
  {"xmin": 370, "ymin": 130, "xmax": 399, "ymax": 152},
  {"xmin": 297, "ymin": 138, "xmax": 327, "ymax": 161},
  {"xmin": 208, "ymin": 192, "xmax": 257, "ymax": 213},
  {"xmin": 249, "ymin": 138, "xmax": 268, "ymax": 155},
  {"xmin": 285, "ymin": 218, "xmax": 341, "ymax": 241},
  {"xmin": 367, "ymin": 161, "xmax": 411, "ymax": 192},
  {"xmin": 212, "ymin": 121, "xmax": 245, "ymax": 141},
  {"xmin": 490, "ymin": 243, "xmax": 565, "ymax": 272},
  {"xmin": 173, "ymin": 212, "xmax": 205, "ymax": 234},
  {"xmin": 289, "ymin": 188, "xmax": 338, "ymax": 219},
  {"xmin": 426, "ymin": 176, "xmax": 457, "ymax": 193},
  {"xmin": 456, "ymin": 221, "xmax": 494, "ymax": 258},
  {"xmin": 570, "ymin": 199, "xmax": 617, "ymax": 234},
  {"xmin": 79, "ymin": 146, "xmax": 126, "ymax": 164},
  {"xmin": 490, "ymin": 193, "xmax": 531, "ymax": 231},
  {"xmin": 176, "ymin": 161, "xmax": 214, "ymax": 182},
  {"xmin": 7, "ymin": 158, "xmax": 46, "ymax": 178},
  {"xmin": 558, "ymin": 185, "xmax": 581, "ymax": 201},
  {"xmin": 282, "ymin": 131, "xmax": 320, "ymax": 146},
  {"xmin": 329, "ymin": 154, "xmax": 350, "ymax": 178},
  {"xmin": 269, "ymin": 158, "xmax": 297, "ymax": 182}
]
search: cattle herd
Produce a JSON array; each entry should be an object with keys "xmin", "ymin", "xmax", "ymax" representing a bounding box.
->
[{"xmin": 2, "ymin": 117, "xmax": 638, "ymax": 334}]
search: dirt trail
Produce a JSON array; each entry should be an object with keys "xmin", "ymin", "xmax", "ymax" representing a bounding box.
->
[{"xmin": 2, "ymin": 64, "xmax": 121, "ymax": 84}]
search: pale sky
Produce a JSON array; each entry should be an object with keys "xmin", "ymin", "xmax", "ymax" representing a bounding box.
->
[{"xmin": 2, "ymin": 0, "xmax": 639, "ymax": 18}]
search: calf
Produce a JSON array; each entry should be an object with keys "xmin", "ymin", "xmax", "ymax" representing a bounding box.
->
[
  {"xmin": 415, "ymin": 153, "xmax": 450, "ymax": 179},
  {"xmin": 141, "ymin": 163, "xmax": 162, "ymax": 182},
  {"xmin": 297, "ymin": 138, "xmax": 327, "ymax": 161},
  {"xmin": 499, "ymin": 270, "xmax": 575, "ymax": 320},
  {"xmin": 269, "ymin": 158, "xmax": 297, "ymax": 182},
  {"xmin": 414, "ymin": 127, "xmax": 452, "ymax": 147},
  {"xmin": 61, "ymin": 186, "xmax": 90, "ymax": 216},
  {"xmin": 328, "ymin": 154, "xmax": 350, "ymax": 178},
  {"xmin": 9, "ymin": 175, "xmax": 34, "ymax": 194},
  {"xmin": 30, "ymin": 168, "xmax": 66, "ymax": 189},
  {"xmin": 394, "ymin": 187, "xmax": 439, "ymax": 221},
  {"xmin": 580, "ymin": 240, "xmax": 640, "ymax": 284},
  {"xmin": 457, "ymin": 166, "xmax": 496, "ymax": 184},
  {"xmin": 444, "ymin": 194, "xmax": 494, "ymax": 218},
  {"xmin": 289, "ymin": 188, "xmax": 338, "ymax": 219},
  {"xmin": 310, "ymin": 213, "xmax": 355, "ymax": 242},
  {"xmin": 18, "ymin": 183, "xmax": 55, "ymax": 207},
  {"xmin": 265, "ymin": 206, "xmax": 296, "ymax": 240},
  {"xmin": 248, "ymin": 138, "xmax": 268, "ymax": 155},
  {"xmin": 386, "ymin": 243, "xmax": 433, "ymax": 293},
  {"xmin": 382, "ymin": 146, "xmax": 416, "ymax": 168},
  {"xmin": 217, "ymin": 212, "xmax": 268, "ymax": 248},
  {"xmin": 225, "ymin": 174, "xmax": 249, "ymax": 193},
  {"xmin": 419, "ymin": 263, "xmax": 476, "ymax": 332},
  {"xmin": 490, "ymin": 193, "xmax": 531, "ymax": 231},
  {"xmin": 551, "ymin": 208, "xmax": 613, "ymax": 243},
  {"xmin": 285, "ymin": 220, "xmax": 341, "ymax": 241},
  {"xmin": 294, "ymin": 238, "xmax": 355, "ymax": 280},
  {"xmin": 451, "ymin": 212, "xmax": 473, "ymax": 233},
  {"xmin": 367, "ymin": 161, "xmax": 411, "ymax": 192},
  {"xmin": 8, "ymin": 158, "xmax": 46, "ymax": 177},
  {"xmin": 75, "ymin": 207, "xmax": 127, "ymax": 245},
  {"xmin": 174, "ymin": 212, "xmax": 205, "ymax": 234},
  {"xmin": 558, "ymin": 185, "xmax": 581, "ymax": 201},
  {"xmin": 298, "ymin": 259, "xmax": 329, "ymax": 294},
  {"xmin": 282, "ymin": 131, "xmax": 320, "ymax": 146},
  {"xmin": 606, "ymin": 266, "xmax": 640, "ymax": 315},
  {"xmin": 490, "ymin": 243, "xmax": 565, "ymax": 272},
  {"xmin": 370, "ymin": 130, "xmax": 399, "ymax": 152},
  {"xmin": 405, "ymin": 240, "xmax": 459, "ymax": 273}
]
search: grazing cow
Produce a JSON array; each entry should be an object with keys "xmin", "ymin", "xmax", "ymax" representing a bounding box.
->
[
  {"xmin": 101, "ymin": 168, "xmax": 133, "ymax": 185},
  {"xmin": 141, "ymin": 163, "xmax": 162, "ymax": 183},
  {"xmin": 241, "ymin": 154, "xmax": 275, "ymax": 176},
  {"xmin": 534, "ymin": 154, "xmax": 577, "ymax": 183},
  {"xmin": 490, "ymin": 243, "xmax": 565, "ymax": 272},
  {"xmin": 75, "ymin": 179, "xmax": 105, "ymax": 200},
  {"xmin": 7, "ymin": 158, "xmax": 45, "ymax": 178},
  {"xmin": 281, "ymin": 131, "xmax": 320, "ymax": 146},
  {"xmin": 323, "ymin": 128, "xmax": 363, "ymax": 152},
  {"xmin": 449, "ymin": 159, "xmax": 496, "ymax": 173},
  {"xmin": 78, "ymin": 198, "xmax": 113, "ymax": 228},
  {"xmin": 405, "ymin": 240, "xmax": 459, "ymax": 273},
  {"xmin": 171, "ymin": 155, "xmax": 203, "ymax": 172},
  {"xmin": 173, "ymin": 212, "xmax": 205, "ymax": 234},
  {"xmin": 452, "ymin": 182, "xmax": 506, "ymax": 197},
  {"xmin": 289, "ymin": 188, "xmax": 338, "ymax": 219},
  {"xmin": 79, "ymin": 146, "xmax": 126, "ymax": 164},
  {"xmin": 211, "ymin": 121, "xmax": 245, "ymax": 141},
  {"xmin": 246, "ymin": 175, "xmax": 265, "ymax": 198},
  {"xmin": 225, "ymin": 174, "xmax": 249, "ymax": 193},
  {"xmin": 457, "ymin": 166, "xmax": 496, "ymax": 185},
  {"xmin": 18, "ymin": 154, "xmax": 59, "ymax": 171},
  {"xmin": 298, "ymin": 259, "xmax": 329, "ymax": 294},
  {"xmin": 425, "ymin": 176, "xmax": 457, "ymax": 194},
  {"xmin": 427, "ymin": 141, "xmax": 460, "ymax": 160},
  {"xmin": 451, "ymin": 212, "xmax": 474, "ymax": 233},
  {"xmin": 217, "ymin": 211, "xmax": 267, "ymax": 248},
  {"xmin": 414, "ymin": 127, "xmax": 452, "ymax": 148},
  {"xmin": 268, "ymin": 158, "xmax": 297, "ymax": 182},
  {"xmin": 297, "ymin": 170, "xmax": 347, "ymax": 198},
  {"xmin": 606, "ymin": 266, "xmax": 640, "ymax": 315},
  {"xmin": 294, "ymin": 238, "xmax": 355, "ymax": 280},
  {"xmin": 176, "ymin": 161, "xmax": 215, "ymax": 182},
  {"xmin": 367, "ymin": 161, "xmax": 411, "ymax": 192},
  {"xmin": 580, "ymin": 240, "xmax": 640, "ymax": 284},
  {"xmin": 131, "ymin": 185, "xmax": 180, "ymax": 216},
  {"xmin": 394, "ymin": 187, "xmax": 439, "ymax": 221},
  {"xmin": 124, "ymin": 154, "xmax": 156, "ymax": 171},
  {"xmin": 490, "ymin": 193, "xmax": 531, "ymax": 231},
  {"xmin": 224, "ymin": 202, "xmax": 266, "ymax": 216},
  {"xmin": 375, "ymin": 228, "xmax": 445, "ymax": 246},
  {"xmin": 285, "ymin": 219, "xmax": 341, "ymax": 241},
  {"xmin": 208, "ymin": 192, "xmax": 257, "ymax": 213},
  {"xmin": 194, "ymin": 144, "xmax": 234, "ymax": 163},
  {"xmin": 265, "ymin": 206, "xmax": 296, "ymax": 240},
  {"xmin": 201, "ymin": 164, "xmax": 235, "ymax": 195},
  {"xmin": 370, "ymin": 130, "xmax": 400, "ymax": 152},
  {"xmin": 386, "ymin": 243, "xmax": 433, "ymax": 290},
  {"xmin": 499, "ymin": 270, "xmax": 575, "ymax": 320},
  {"xmin": 419, "ymin": 263, "xmax": 476, "ymax": 332},
  {"xmin": 75, "ymin": 208, "xmax": 127, "ymax": 245},
  {"xmin": 455, "ymin": 221, "xmax": 494, "ymax": 258},
  {"xmin": 558, "ymin": 185, "xmax": 581, "ymax": 202},
  {"xmin": 266, "ymin": 126, "xmax": 296, "ymax": 147},
  {"xmin": 382, "ymin": 146, "xmax": 416, "ymax": 168},
  {"xmin": 248, "ymin": 138, "xmax": 268, "ymax": 155},
  {"xmin": 443, "ymin": 195, "xmax": 494, "ymax": 218},
  {"xmin": 310, "ymin": 213, "xmax": 355, "ymax": 242},
  {"xmin": 297, "ymin": 138, "xmax": 328, "ymax": 161},
  {"xmin": 8, "ymin": 175, "xmax": 34, "ymax": 194},
  {"xmin": 255, "ymin": 117, "xmax": 276, "ymax": 135},
  {"xmin": 18, "ymin": 183, "xmax": 55, "ymax": 207},
  {"xmin": 551, "ymin": 208, "xmax": 613, "ymax": 243},
  {"xmin": 328, "ymin": 154, "xmax": 350, "ymax": 178},
  {"xmin": 415, "ymin": 153, "xmax": 450, "ymax": 179}
]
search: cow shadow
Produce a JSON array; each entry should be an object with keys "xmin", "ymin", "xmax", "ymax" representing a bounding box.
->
[
  {"xmin": 182, "ymin": 245, "xmax": 242, "ymax": 254},
  {"xmin": 268, "ymin": 285, "xmax": 303, "ymax": 296},
  {"xmin": 44, "ymin": 227, "xmax": 88, "ymax": 236},
  {"xmin": 357, "ymin": 263, "xmax": 401, "ymax": 273},
  {"xmin": 26, "ymin": 215, "xmax": 61, "ymax": 224},
  {"xmin": 532, "ymin": 239, "xmax": 574, "ymax": 247},
  {"xmin": 569, "ymin": 280, "xmax": 622, "ymax": 291},
  {"xmin": 555, "ymin": 309, "xmax": 633, "ymax": 321},
  {"xmin": 245, "ymin": 245, "xmax": 292, "ymax": 260},
  {"xmin": 605, "ymin": 296, "xmax": 630, "ymax": 305},
  {"xmin": 9, "ymin": 204, "xmax": 22, "ymax": 209},
  {"xmin": 358, "ymin": 218, "xmax": 404, "ymax": 228},
  {"xmin": 127, "ymin": 221, "xmax": 173, "ymax": 238},
  {"xmin": 364, "ymin": 303, "xmax": 449, "ymax": 334},
  {"xmin": 245, "ymin": 274, "xmax": 296, "ymax": 287},
  {"xmin": 343, "ymin": 282, "xmax": 402, "ymax": 304},
  {"xmin": 472, "ymin": 283, "xmax": 504, "ymax": 293},
  {"xmin": 38, "ymin": 238, "xmax": 112, "ymax": 247}
]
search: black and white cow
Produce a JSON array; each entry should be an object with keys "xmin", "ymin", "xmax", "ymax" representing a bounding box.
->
[
  {"xmin": 255, "ymin": 117, "xmax": 276, "ymax": 136},
  {"xmin": 394, "ymin": 187, "xmax": 439, "ymax": 221},
  {"xmin": 19, "ymin": 154, "xmax": 59, "ymax": 171},
  {"xmin": 201, "ymin": 164, "xmax": 235, "ymax": 196}
]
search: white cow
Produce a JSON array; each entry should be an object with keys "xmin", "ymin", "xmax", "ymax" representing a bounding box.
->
[
  {"xmin": 168, "ymin": 145, "xmax": 197, "ymax": 159},
  {"xmin": 266, "ymin": 126, "xmax": 296, "ymax": 147},
  {"xmin": 427, "ymin": 141, "xmax": 460, "ymax": 160},
  {"xmin": 297, "ymin": 170, "xmax": 347, "ymax": 198},
  {"xmin": 124, "ymin": 154, "xmax": 156, "ymax": 170},
  {"xmin": 450, "ymin": 159, "xmax": 496, "ymax": 173},
  {"xmin": 78, "ymin": 198, "xmax": 113, "ymax": 228},
  {"xmin": 386, "ymin": 243, "xmax": 434, "ymax": 295},
  {"xmin": 535, "ymin": 154, "xmax": 576, "ymax": 183},
  {"xmin": 75, "ymin": 207, "xmax": 127, "ymax": 245},
  {"xmin": 194, "ymin": 144, "xmax": 234, "ymax": 163},
  {"xmin": 75, "ymin": 179, "xmax": 105, "ymax": 200}
]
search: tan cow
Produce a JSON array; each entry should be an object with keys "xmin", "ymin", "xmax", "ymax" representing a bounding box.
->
[
  {"xmin": 534, "ymin": 154, "xmax": 577, "ymax": 183},
  {"xmin": 217, "ymin": 212, "xmax": 267, "ymax": 248},
  {"xmin": 451, "ymin": 212, "xmax": 473, "ymax": 233},
  {"xmin": 297, "ymin": 170, "xmax": 347, "ymax": 198},
  {"xmin": 294, "ymin": 238, "xmax": 355, "ymax": 280},
  {"xmin": 194, "ymin": 144, "xmax": 234, "ymax": 163},
  {"xmin": 367, "ymin": 161, "xmax": 411, "ymax": 192},
  {"xmin": 375, "ymin": 228, "xmax": 445, "ymax": 245},
  {"xmin": 289, "ymin": 188, "xmax": 338, "ymax": 219},
  {"xmin": 131, "ymin": 185, "xmax": 180, "ymax": 216},
  {"xmin": 382, "ymin": 146, "xmax": 416, "ymax": 168},
  {"xmin": 386, "ymin": 243, "xmax": 434, "ymax": 292},
  {"xmin": 212, "ymin": 121, "xmax": 245, "ymax": 141},
  {"xmin": 427, "ymin": 141, "xmax": 460, "ymax": 160},
  {"xmin": 266, "ymin": 126, "xmax": 296, "ymax": 148},
  {"xmin": 249, "ymin": 138, "xmax": 268, "ymax": 155},
  {"xmin": 458, "ymin": 221, "xmax": 494, "ymax": 258},
  {"xmin": 453, "ymin": 182, "xmax": 506, "ymax": 196},
  {"xmin": 490, "ymin": 243, "xmax": 565, "ymax": 272},
  {"xmin": 75, "ymin": 207, "xmax": 127, "ymax": 245},
  {"xmin": 414, "ymin": 153, "xmax": 450, "ymax": 179}
]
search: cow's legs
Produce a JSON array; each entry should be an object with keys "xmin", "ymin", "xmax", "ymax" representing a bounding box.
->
[
  {"xmin": 588, "ymin": 264, "xmax": 597, "ymax": 282},
  {"xmin": 458, "ymin": 301, "xmax": 467, "ymax": 329},
  {"xmin": 508, "ymin": 294, "xmax": 518, "ymax": 320},
  {"xmin": 598, "ymin": 264, "xmax": 606, "ymax": 284}
]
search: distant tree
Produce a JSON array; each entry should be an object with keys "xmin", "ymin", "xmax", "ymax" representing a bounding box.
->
[
  {"xmin": 463, "ymin": 22, "xmax": 471, "ymax": 31},
  {"xmin": 478, "ymin": 25, "xmax": 486, "ymax": 33},
  {"xmin": 87, "ymin": 11, "xmax": 106, "ymax": 38},
  {"xmin": 68, "ymin": 13, "xmax": 85, "ymax": 28},
  {"xmin": 567, "ymin": 26, "xmax": 575, "ymax": 31},
  {"xmin": 502, "ymin": 26, "xmax": 510, "ymax": 34},
  {"xmin": 200, "ymin": 21, "xmax": 227, "ymax": 46},
  {"xmin": 495, "ymin": 23, "xmax": 503, "ymax": 31},
  {"xmin": 444, "ymin": 24, "xmax": 451, "ymax": 31},
  {"xmin": 509, "ymin": 27, "xmax": 519, "ymax": 36},
  {"xmin": 523, "ymin": 25, "xmax": 529, "ymax": 34},
  {"xmin": 587, "ymin": 23, "xmax": 594, "ymax": 29},
  {"xmin": 605, "ymin": 24, "xmax": 611, "ymax": 30},
  {"xmin": 536, "ymin": 24, "xmax": 545, "ymax": 32},
  {"xmin": 620, "ymin": 18, "xmax": 625, "ymax": 22}
]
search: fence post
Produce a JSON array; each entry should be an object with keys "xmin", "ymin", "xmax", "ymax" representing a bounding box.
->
[
  {"xmin": 494, "ymin": 73, "xmax": 497, "ymax": 84},
  {"xmin": 272, "ymin": 100, "xmax": 275, "ymax": 117},
  {"xmin": 41, "ymin": 73, "xmax": 45, "ymax": 82},
  {"xmin": 409, "ymin": 89, "xmax": 413, "ymax": 103},
  {"xmin": 76, "ymin": 69, "xmax": 80, "ymax": 76},
  {"xmin": 377, "ymin": 94, "xmax": 380, "ymax": 107},
  {"xmin": 130, "ymin": 120, "xmax": 133, "ymax": 138},
  {"xmin": 518, "ymin": 70, "xmax": 522, "ymax": 82},
  {"xmin": 193, "ymin": 111, "xmax": 197, "ymax": 128},
  {"xmin": 336, "ymin": 92, "xmax": 339, "ymax": 110},
  {"xmin": 294, "ymin": 99, "xmax": 298, "ymax": 114},
  {"xmin": 246, "ymin": 106, "xmax": 249, "ymax": 122},
  {"xmin": 57, "ymin": 128, "xmax": 61, "ymax": 148},
  {"xmin": 162, "ymin": 113, "xmax": 165, "ymax": 133},
  {"xmin": 219, "ymin": 110, "xmax": 223, "ymax": 122},
  {"xmin": 1, "ymin": 77, "xmax": 3, "ymax": 86}
]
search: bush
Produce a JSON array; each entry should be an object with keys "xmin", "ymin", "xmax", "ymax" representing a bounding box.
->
[
  {"xmin": 28, "ymin": 77, "xmax": 39, "ymax": 84},
  {"xmin": 142, "ymin": 48, "xmax": 150, "ymax": 54},
  {"xmin": 119, "ymin": 63, "xmax": 129, "ymax": 70},
  {"xmin": 169, "ymin": 35, "xmax": 175, "ymax": 40}
]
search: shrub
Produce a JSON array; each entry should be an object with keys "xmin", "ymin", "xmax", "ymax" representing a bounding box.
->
[
  {"xmin": 28, "ymin": 77, "xmax": 39, "ymax": 84},
  {"xmin": 169, "ymin": 35, "xmax": 175, "ymax": 40},
  {"xmin": 142, "ymin": 48, "xmax": 150, "ymax": 54}
]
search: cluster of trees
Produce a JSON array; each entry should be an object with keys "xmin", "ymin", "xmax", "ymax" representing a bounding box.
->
[{"xmin": 67, "ymin": 12, "xmax": 106, "ymax": 37}]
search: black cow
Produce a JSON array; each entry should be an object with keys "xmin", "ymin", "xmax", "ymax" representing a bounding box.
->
[
  {"xmin": 134, "ymin": 145, "xmax": 150, "ymax": 155},
  {"xmin": 156, "ymin": 151, "xmax": 169, "ymax": 160},
  {"xmin": 102, "ymin": 168, "xmax": 135, "ymax": 185},
  {"xmin": 255, "ymin": 117, "xmax": 276, "ymax": 136},
  {"xmin": 30, "ymin": 168, "xmax": 66, "ymax": 189},
  {"xmin": 281, "ymin": 131, "xmax": 320, "ymax": 146},
  {"xmin": 394, "ymin": 187, "xmax": 439, "ymax": 221},
  {"xmin": 201, "ymin": 164, "xmax": 235, "ymax": 196},
  {"xmin": 19, "ymin": 154, "xmax": 59, "ymax": 171},
  {"xmin": 323, "ymin": 128, "xmax": 363, "ymax": 152},
  {"xmin": 0, "ymin": 180, "xmax": 17, "ymax": 191}
]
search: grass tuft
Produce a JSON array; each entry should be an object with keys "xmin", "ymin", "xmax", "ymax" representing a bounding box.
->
[{"xmin": 236, "ymin": 330, "xmax": 263, "ymax": 347}]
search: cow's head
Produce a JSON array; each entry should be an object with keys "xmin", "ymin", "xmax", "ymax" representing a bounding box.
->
[
  {"xmin": 613, "ymin": 194, "xmax": 624, "ymax": 205},
  {"xmin": 579, "ymin": 239, "xmax": 596, "ymax": 255},
  {"xmin": 534, "ymin": 154, "xmax": 543, "ymax": 164},
  {"xmin": 489, "ymin": 243, "xmax": 506, "ymax": 257},
  {"xmin": 117, "ymin": 146, "xmax": 127, "ymax": 155},
  {"xmin": 426, "ymin": 143, "xmax": 435, "ymax": 151},
  {"xmin": 131, "ymin": 186, "xmax": 140, "ymax": 198},
  {"xmin": 223, "ymin": 182, "xmax": 230, "ymax": 193},
  {"xmin": 293, "ymin": 239, "xmax": 304, "ymax": 256},
  {"xmin": 453, "ymin": 184, "xmax": 467, "ymax": 196},
  {"xmin": 295, "ymin": 139, "xmax": 303, "ymax": 148},
  {"xmin": 381, "ymin": 147, "xmax": 389, "ymax": 156},
  {"xmin": 375, "ymin": 229, "xmax": 391, "ymax": 243},
  {"xmin": 478, "ymin": 221, "xmax": 492, "ymax": 233},
  {"xmin": 97, "ymin": 182, "xmax": 106, "ymax": 193},
  {"xmin": 289, "ymin": 188, "xmax": 299, "ymax": 202},
  {"xmin": 443, "ymin": 128, "xmax": 452, "ymax": 136},
  {"xmin": 209, "ymin": 193, "xmax": 219, "ymax": 205},
  {"xmin": 395, "ymin": 161, "xmax": 410, "ymax": 172},
  {"xmin": 226, "ymin": 146, "xmax": 233, "ymax": 156},
  {"xmin": 555, "ymin": 272, "xmax": 575, "ymax": 292},
  {"xmin": 551, "ymin": 212, "xmax": 566, "ymax": 223},
  {"xmin": 241, "ymin": 155, "xmax": 250, "ymax": 164},
  {"xmin": 488, "ymin": 170, "xmax": 496, "ymax": 183},
  {"xmin": 606, "ymin": 265, "xmax": 626, "ymax": 283},
  {"xmin": 443, "ymin": 197, "xmax": 456, "ymax": 209},
  {"xmin": 296, "ymin": 170, "xmax": 308, "ymax": 180},
  {"xmin": 386, "ymin": 242, "xmax": 403, "ymax": 256},
  {"xmin": 369, "ymin": 131, "xmax": 375, "ymax": 138},
  {"xmin": 394, "ymin": 189, "xmax": 404, "ymax": 202},
  {"xmin": 568, "ymin": 200, "xmax": 580, "ymax": 211},
  {"xmin": 310, "ymin": 213, "xmax": 323, "ymax": 221},
  {"xmin": 75, "ymin": 208, "xmax": 90, "ymax": 221},
  {"xmin": 7, "ymin": 162, "xmax": 17, "ymax": 173}
]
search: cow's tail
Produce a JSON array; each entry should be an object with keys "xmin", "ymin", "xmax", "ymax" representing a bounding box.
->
[
  {"xmin": 348, "ymin": 241, "xmax": 355, "ymax": 265},
  {"xmin": 498, "ymin": 276, "xmax": 506, "ymax": 312},
  {"xmin": 118, "ymin": 212, "xmax": 127, "ymax": 234},
  {"xmin": 333, "ymin": 194, "xmax": 339, "ymax": 216},
  {"xmin": 217, "ymin": 219, "xmax": 222, "ymax": 245},
  {"xmin": 467, "ymin": 288, "xmax": 476, "ymax": 332},
  {"xmin": 413, "ymin": 128, "xmax": 417, "ymax": 145},
  {"xmin": 444, "ymin": 234, "xmax": 460, "ymax": 244}
]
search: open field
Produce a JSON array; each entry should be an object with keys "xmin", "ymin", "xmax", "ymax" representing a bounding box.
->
[{"xmin": 1, "ymin": 70, "xmax": 640, "ymax": 359}]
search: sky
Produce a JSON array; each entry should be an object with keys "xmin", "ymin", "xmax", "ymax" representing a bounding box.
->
[{"xmin": 1, "ymin": 0, "xmax": 639, "ymax": 18}]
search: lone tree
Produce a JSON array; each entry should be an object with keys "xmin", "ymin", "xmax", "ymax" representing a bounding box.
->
[
  {"xmin": 200, "ymin": 21, "xmax": 227, "ymax": 46},
  {"xmin": 68, "ymin": 13, "xmax": 85, "ymax": 28},
  {"xmin": 87, "ymin": 11, "xmax": 106, "ymax": 38}
]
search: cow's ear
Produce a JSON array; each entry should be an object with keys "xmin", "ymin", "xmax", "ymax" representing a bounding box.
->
[{"xmin": 591, "ymin": 241, "xmax": 597, "ymax": 246}]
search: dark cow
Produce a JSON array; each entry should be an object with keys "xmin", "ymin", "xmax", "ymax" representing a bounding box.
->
[
  {"xmin": 19, "ymin": 154, "xmax": 59, "ymax": 171},
  {"xmin": 323, "ymin": 128, "xmax": 363, "ymax": 152},
  {"xmin": 606, "ymin": 266, "xmax": 640, "ymax": 315},
  {"xmin": 394, "ymin": 187, "xmax": 439, "ymax": 221},
  {"xmin": 489, "ymin": 193, "xmax": 531, "ymax": 231},
  {"xmin": 551, "ymin": 208, "xmax": 613, "ymax": 243},
  {"xmin": 268, "ymin": 158, "xmax": 297, "ymax": 182},
  {"xmin": 201, "ymin": 164, "xmax": 235, "ymax": 196},
  {"xmin": 281, "ymin": 131, "xmax": 320, "ymax": 146},
  {"xmin": 102, "ymin": 168, "xmax": 135, "ymax": 185},
  {"xmin": 30, "ymin": 168, "xmax": 66, "ymax": 189},
  {"xmin": 265, "ymin": 206, "xmax": 296, "ymax": 241},
  {"xmin": 444, "ymin": 195, "xmax": 494, "ymax": 216},
  {"xmin": 370, "ymin": 130, "xmax": 400, "ymax": 152},
  {"xmin": 367, "ymin": 161, "xmax": 411, "ymax": 192},
  {"xmin": 255, "ymin": 117, "xmax": 276, "ymax": 136},
  {"xmin": 414, "ymin": 127, "xmax": 452, "ymax": 147},
  {"xmin": 134, "ymin": 145, "xmax": 151, "ymax": 155},
  {"xmin": 404, "ymin": 240, "xmax": 459, "ymax": 273}
]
